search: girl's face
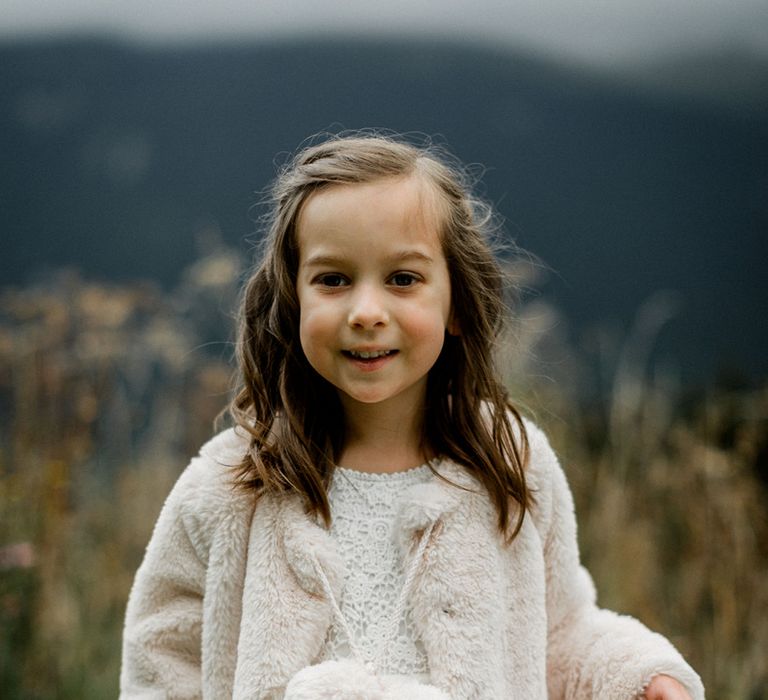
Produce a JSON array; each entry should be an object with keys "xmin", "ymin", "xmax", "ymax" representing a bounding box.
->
[{"xmin": 295, "ymin": 175, "xmax": 454, "ymax": 417}]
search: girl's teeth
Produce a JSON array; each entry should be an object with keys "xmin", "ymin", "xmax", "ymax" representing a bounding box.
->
[{"xmin": 351, "ymin": 350, "xmax": 391, "ymax": 359}]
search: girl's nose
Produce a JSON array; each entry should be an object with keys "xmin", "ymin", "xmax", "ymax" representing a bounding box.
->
[{"xmin": 347, "ymin": 286, "xmax": 389, "ymax": 329}]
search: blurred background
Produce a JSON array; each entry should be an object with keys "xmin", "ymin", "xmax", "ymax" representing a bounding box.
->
[{"xmin": 1, "ymin": 1, "xmax": 767, "ymax": 697}]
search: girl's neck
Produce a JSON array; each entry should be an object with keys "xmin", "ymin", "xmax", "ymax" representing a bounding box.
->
[{"xmin": 338, "ymin": 399, "xmax": 430, "ymax": 474}]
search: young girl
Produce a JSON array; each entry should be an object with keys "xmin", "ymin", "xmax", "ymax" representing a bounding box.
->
[{"xmin": 120, "ymin": 134, "xmax": 704, "ymax": 699}]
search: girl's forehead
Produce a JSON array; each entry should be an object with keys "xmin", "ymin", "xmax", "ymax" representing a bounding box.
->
[
  {"xmin": 295, "ymin": 175, "xmax": 448, "ymax": 264},
  {"xmin": 298, "ymin": 175, "xmax": 445, "ymax": 235}
]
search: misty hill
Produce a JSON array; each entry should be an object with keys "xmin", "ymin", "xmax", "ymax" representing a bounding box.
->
[{"xmin": 1, "ymin": 37, "xmax": 766, "ymax": 384}]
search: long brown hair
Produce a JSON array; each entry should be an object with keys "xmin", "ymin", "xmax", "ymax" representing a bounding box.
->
[{"xmin": 230, "ymin": 132, "xmax": 531, "ymax": 539}]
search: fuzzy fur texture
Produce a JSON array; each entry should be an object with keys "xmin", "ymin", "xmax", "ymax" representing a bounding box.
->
[
  {"xmin": 120, "ymin": 422, "xmax": 705, "ymax": 699},
  {"xmin": 284, "ymin": 659, "xmax": 449, "ymax": 699}
]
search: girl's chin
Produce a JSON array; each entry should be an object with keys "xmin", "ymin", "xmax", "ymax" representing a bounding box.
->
[
  {"xmin": 335, "ymin": 385, "xmax": 426, "ymax": 411},
  {"xmin": 338, "ymin": 392, "xmax": 395, "ymax": 407}
]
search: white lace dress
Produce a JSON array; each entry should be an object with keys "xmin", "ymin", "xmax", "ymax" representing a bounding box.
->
[{"xmin": 316, "ymin": 464, "xmax": 434, "ymax": 680}]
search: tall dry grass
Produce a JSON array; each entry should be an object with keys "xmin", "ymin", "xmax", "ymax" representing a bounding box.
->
[
  {"xmin": 1, "ymin": 252, "xmax": 766, "ymax": 698},
  {"xmin": 505, "ymin": 290, "xmax": 768, "ymax": 699}
]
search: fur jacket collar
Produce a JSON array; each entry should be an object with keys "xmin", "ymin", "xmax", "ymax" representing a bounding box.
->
[{"xmin": 120, "ymin": 423, "xmax": 704, "ymax": 699}]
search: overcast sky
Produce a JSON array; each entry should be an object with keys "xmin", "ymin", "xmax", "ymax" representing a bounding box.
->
[{"xmin": 3, "ymin": 0, "xmax": 768, "ymax": 65}]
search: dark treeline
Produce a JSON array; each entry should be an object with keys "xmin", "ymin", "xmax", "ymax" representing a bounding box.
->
[{"xmin": 2, "ymin": 36, "xmax": 767, "ymax": 383}]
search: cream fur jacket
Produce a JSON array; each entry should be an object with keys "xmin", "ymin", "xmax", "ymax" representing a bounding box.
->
[{"xmin": 120, "ymin": 422, "xmax": 705, "ymax": 699}]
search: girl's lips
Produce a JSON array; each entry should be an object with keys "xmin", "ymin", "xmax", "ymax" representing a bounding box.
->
[
  {"xmin": 342, "ymin": 349, "xmax": 399, "ymax": 371},
  {"xmin": 343, "ymin": 348, "xmax": 396, "ymax": 359}
]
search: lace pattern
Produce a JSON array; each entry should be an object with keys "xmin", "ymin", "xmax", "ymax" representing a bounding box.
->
[{"xmin": 317, "ymin": 464, "xmax": 434, "ymax": 676}]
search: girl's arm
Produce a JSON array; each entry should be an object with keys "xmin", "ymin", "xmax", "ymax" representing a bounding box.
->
[
  {"xmin": 119, "ymin": 462, "xmax": 208, "ymax": 698},
  {"xmin": 527, "ymin": 423, "xmax": 705, "ymax": 700}
]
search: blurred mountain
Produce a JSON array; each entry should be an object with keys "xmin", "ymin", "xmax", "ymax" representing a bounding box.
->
[
  {"xmin": 1, "ymin": 36, "xmax": 766, "ymax": 383},
  {"xmin": 620, "ymin": 46, "xmax": 768, "ymax": 110}
]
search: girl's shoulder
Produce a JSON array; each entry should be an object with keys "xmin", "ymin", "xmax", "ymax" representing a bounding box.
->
[
  {"xmin": 434, "ymin": 413, "xmax": 564, "ymax": 532},
  {"xmin": 197, "ymin": 426, "xmax": 251, "ymax": 473},
  {"xmin": 165, "ymin": 427, "xmax": 254, "ymax": 535},
  {"xmin": 477, "ymin": 403, "xmax": 565, "ymax": 516},
  {"xmin": 520, "ymin": 418, "xmax": 560, "ymax": 478},
  {"xmin": 179, "ymin": 427, "xmax": 249, "ymax": 492},
  {"xmin": 518, "ymin": 417, "xmax": 569, "ymax": 536}
]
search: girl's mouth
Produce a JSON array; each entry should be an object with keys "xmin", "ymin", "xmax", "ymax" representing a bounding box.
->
[
  {"xmin": 343, "ymin": 349, "xmax": 397, "ymax": 360},
  {"xmin": 342, "ymin": 349, "xmax": 398, "ymax": 370}
]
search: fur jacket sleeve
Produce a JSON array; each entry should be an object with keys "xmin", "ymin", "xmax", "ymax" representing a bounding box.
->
[
  {"xmin": 119, "ymin": 423, "xmax": 705, "ymax": 699},
  {"xmin": 522, "ymin": 423, "xmax": 704, "ymax": 698}
]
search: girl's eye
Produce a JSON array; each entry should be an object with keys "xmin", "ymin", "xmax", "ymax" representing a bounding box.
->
[
  {"xmin": 316, "ymin": 274, "xmax": 348, "ymax": 288},
  {"xmin": 389, "ymin": 272, "xmax": 419, "ymax": 287}
]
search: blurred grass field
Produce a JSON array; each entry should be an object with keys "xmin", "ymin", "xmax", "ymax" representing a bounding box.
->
[{"xmin": 1, "ymin": 249, "xmax": 766, "ymax": 698}]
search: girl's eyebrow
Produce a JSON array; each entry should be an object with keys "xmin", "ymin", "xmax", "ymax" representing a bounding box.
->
[
  {"xmin": 302, "ymin": 250, "xmax": 435, "ymax": 268},
  {"xmin": 389, "ymin": 250, "xmax": 435, "ymax": 265}
]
